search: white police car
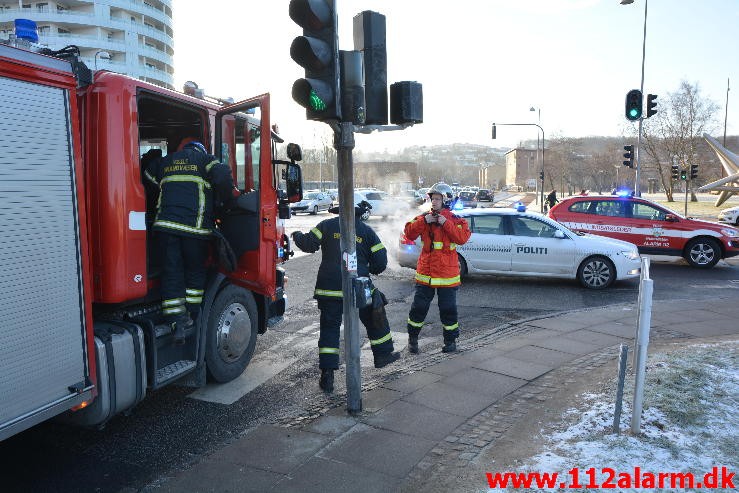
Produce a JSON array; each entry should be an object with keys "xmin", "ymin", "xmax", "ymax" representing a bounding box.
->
[
  {"xmin": 718, "ymin": 205, "xmax": 739, "ymax": 226},
  {"xmin": 397, "ymin": 207, "xmax": 642, "ymax": 289}
]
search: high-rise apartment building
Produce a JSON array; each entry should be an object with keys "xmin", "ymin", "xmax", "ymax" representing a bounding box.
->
[{"xmin": 0, "ymin": 0, "xmax": 173, "ymax": 89}]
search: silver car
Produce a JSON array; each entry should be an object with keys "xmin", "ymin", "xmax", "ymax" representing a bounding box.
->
[
  {"xmin": 290, "ymin": 191, "xmax": 333, "ymax": 215},
  {"xmin": 398, "ymin": 208, "xmax": 641, "ymax": 289}
]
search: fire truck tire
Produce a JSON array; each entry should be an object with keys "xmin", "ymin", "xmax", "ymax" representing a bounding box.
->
[
  {"xmin": 205, "ymin": 284, "xmax": 258, "ymax": 383},
  {"xmin": 684, "ymin": 237, "xmax": 720, "ymax": 268}
]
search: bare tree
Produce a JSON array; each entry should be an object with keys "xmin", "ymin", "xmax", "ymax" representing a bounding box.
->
[{"xmin": 641, "ymin": 81, "xmax": 719, "ymax": 201}]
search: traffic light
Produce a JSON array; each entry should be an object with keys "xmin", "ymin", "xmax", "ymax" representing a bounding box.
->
[
  {"xmin": 646, "ymin": 93, "xmax": 658, "ymax": 118},
  {"xmin": 289, "ymin": 0, "xmax": 341, "ymax": 121},
  {"xmin": 354, "ymin": 10, "xmax": 387, "ymax": 125},
  {"xmin": 623, "ymin": 145, "xmax": 634, "ymax": 168},
  {"xmin": 690, "ymin": 163, "xmax": 699, "ymax": 179},
  {"xmin": 625, "ymin": 89, "xmax": 642, "ymax": 121},
  {"xmin": 671, "ymin": 164, "xmax": 679, "ymax": 180},
  {"xmin": 680, "ymin": 169, "xmax": 687, "ymax": 181}
]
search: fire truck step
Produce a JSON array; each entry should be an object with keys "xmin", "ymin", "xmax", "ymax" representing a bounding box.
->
[{"xmin": 155, "ymin": 360, "xmax": 196, "ymax": 386}]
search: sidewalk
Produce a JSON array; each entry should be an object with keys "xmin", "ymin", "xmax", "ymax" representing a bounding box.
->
[{"xmin": 147, "ymin": 298, "xmax": 739, "ymax": 493}]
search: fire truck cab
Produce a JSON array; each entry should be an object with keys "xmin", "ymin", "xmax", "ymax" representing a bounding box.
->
[{"xmin": 0, "ymin": 41, "xmax": 303, "ymax": 440}]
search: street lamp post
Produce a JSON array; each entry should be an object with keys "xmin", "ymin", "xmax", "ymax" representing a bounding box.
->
[
  {"xmin": 94, "ymin": 50, "xmax": 110, "ymax": 71},
  {"xmin": 621, "ymin": 0, "xmax": 648, "ymax": 196},
  {"xmin": 491, "ymin": 122, "xmax": 545, "ymax": 212},
  {"xmin": 530, "ymin": 107, "xmax": 541, "ymax": 201}
]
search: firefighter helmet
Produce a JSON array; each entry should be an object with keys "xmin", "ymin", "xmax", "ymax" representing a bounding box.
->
[
  {"xmin": 355, "ymin": 200, "xmax": 372, "ymax": 221},
  {"xmin": 184, "ymin": 141, "xmax": 208, "ymax": 154},
  {"xmin": 427, "ymin": 182, "xmax": 454, "ymax": 206}
]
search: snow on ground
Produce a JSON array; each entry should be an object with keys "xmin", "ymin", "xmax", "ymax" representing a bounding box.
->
[{"xmin": 487, "ymin": 341, "xmax": 738, "ymax": 492}]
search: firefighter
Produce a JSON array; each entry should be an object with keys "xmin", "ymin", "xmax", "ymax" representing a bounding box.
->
[
  {"xmin": 291, "ymin": 200, "xmax": 400, "ymax": 393},
  {"xmin": 143, "ymin": 138, "xmax": 235, "ymax": 344},
  {"xmin": 404, "ymin": 183, "xmax": 472, "ymax": 354}
]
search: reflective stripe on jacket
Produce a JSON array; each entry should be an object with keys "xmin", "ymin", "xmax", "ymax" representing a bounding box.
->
[
  {"xmin": 403, "ymin": 208, "xmax": 471, "ymax": 287},
  {"xmin": 145, "ymin": 147, "xmax": 234, "ymax": 237},
  {"xmin": 292, "ymin": 217, "xmax": 387, "ymax": 299}
]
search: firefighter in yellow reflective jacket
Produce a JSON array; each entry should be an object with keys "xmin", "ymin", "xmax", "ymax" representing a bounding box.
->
[
  {"xmin": 144, "ymin": 138, "xmax": 234, "ymax": 344},
  {"xmin": 292, "ymin": 200, "xmax": 400, "ymax": 393},
  {"xmin": 404, "ymin": 183, "xmax": 471, "ymax": 354}
]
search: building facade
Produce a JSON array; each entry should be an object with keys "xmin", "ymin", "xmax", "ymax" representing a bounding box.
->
[
  {"xmin": 504, "ymin": 148, "xmax": 537, "ymax": 189},
  {"xmin": 0, "ymin": 0, "xmax": 173, "ymax": 88}
]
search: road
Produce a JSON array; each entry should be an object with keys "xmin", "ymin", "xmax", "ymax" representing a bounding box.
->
[{"xmin": 0, "ymin": 210, "xmax": 737, "ymax": 492}]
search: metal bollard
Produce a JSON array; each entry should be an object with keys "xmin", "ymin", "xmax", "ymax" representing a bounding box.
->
[{"xmin": 631, "ymin": 267, "xmax": 653, "ymax": 434}]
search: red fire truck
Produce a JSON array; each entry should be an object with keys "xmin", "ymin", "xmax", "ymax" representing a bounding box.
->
[{"xmin": 0, "ymin": 41, "xmax": 304, "ymax": 440}]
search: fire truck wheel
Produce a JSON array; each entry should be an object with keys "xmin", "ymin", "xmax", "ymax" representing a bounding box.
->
[{"xmin": 205, "ymin": 284, "xmax": 258, "ymax": 383}]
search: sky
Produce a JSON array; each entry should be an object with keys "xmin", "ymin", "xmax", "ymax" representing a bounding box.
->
[{"xmin": 172, "ymin": 0, "xmax": 738, "ymax": 152}]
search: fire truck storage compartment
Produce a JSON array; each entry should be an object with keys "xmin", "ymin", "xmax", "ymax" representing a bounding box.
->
[
  {"xmin": 67, "ymin": 321, "xmax": 147, "ymax": 426},
  {"xmin": 0, "ymin": 74, "xmax": 89, "ymax": 433}
]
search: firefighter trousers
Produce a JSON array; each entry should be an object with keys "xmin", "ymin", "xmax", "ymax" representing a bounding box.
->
[
  {"xmin": 316, "ymin": 298, "xmax": 394, "ymax": 369},
  {"xmin": 406, "ymin": 284, "xmax": 459, "ymax": 342},
  {"xmin": 158, "ymin": 232, "xmax": 209, "ymax": 323}
]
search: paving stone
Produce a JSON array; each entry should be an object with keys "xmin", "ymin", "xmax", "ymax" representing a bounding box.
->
[
  {"xmin": 561, "ymin": 329, "xmax": 626, "ymax": 347},
  {"xmin": 441, "ymin": 368, "xmax": 527, "ymax": 400},
  {"xmin": 422, "ymin": 352, "xmax": 485, "ymax": 376},
  {"xmin": 361, "ymin": 387, "xmax": 403, "ymax": 413},
  {"xmin": 402, "ymin": 382, "xmax": 494, "ymax": 417},
  {"xmin": 506, "ymin": 345, "xmax": 579, "ymax": 366},
  {"xmin": 361, "ymin": 399, "xmax": 467, "ymax": 441},
  {"xmin": 302, "ymin": 414, "xmax": 358, "ymax": 437},
  {"xmin": 531, "ymin": 336, "xmax": 602, "ymax": 355},
  {"xmin": 471, "ymin": 355, "xmax": 554, "ymax": 380},
  {"xmin": 381, "ymin": 370, "xmax": 443, "ymax": 393},
  {"xmin": 209, "ymin": 425, "xmax": 331, "ymax": 475},
  {"xmin": 275, "ymin": 457, "xmax": 396, "ymax": 493},
  {"xmin": 156, "ymin": 461, "xmax": 285, "ymax": 493},
  {"xmin": 321, "ymin": 423, "xmax": 436, "ymax": 479}
]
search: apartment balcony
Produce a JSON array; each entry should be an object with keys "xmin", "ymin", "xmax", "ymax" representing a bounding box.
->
[{"xmin": 106, "ymin": 0, "xmax": 172, "ymax": 26}]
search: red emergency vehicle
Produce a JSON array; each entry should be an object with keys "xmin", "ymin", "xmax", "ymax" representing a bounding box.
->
[{"xmin": 0, "ymin": 41, "xmax": 304, "ymax": 440}]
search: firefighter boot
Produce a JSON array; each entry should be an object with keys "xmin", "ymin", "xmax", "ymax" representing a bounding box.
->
[
  {"xmin": 374, "ymin": 351, "xmax": 400, "ymax": 369},
  {"xmin": 441, "ymin": 340, "xmax": 457, "ymax": 353},
  {"xmin": 319, "ymin": 369, "xmax": 334, "ymax": 393},
  {"xmin": 408, "ymin": 334, "xmax": 419, "ymax": 354}
]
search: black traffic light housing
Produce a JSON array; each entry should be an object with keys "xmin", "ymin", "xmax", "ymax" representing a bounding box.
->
[
  {"xmin": 680, "ymin": 169, "xmax": 687, "ymax": 181},
  {"xmin": 623, "ymin": 145, "xmax": 634, "ymax": 168},
  {"xmin": 625, "ymin": 89, "xmax": 643, "ymax": 121},
  {"xmin": 353, "ymin": 11, "xmax": 387, "ymax": 125},
  {"xmin": 646, "ymin": 93, "xmax": 658, "ymax": 118},
  {"xmin": 671, "ymin": 164, "xmax": 679, "ymax": 180},
  {"xmin": 289, "ymin": 0, "xmax": 341, "ymax": 121},
  {"xmin": 690, "ymin": 164, "xmax": 699, "ymax": 179}
]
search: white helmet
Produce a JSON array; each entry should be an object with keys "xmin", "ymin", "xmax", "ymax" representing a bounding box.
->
[{"xmin": 427, "ymin": 182, "xmax": 454, "ymax": 206}]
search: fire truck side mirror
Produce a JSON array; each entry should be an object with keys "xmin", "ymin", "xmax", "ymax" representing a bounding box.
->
[
  {"xmin": 285, "ymin": 162, "xmax": 303, "ymax": 203},
  {"xmin": 287, "ymin": 143, "xmax": 303, "ymax": 162}
]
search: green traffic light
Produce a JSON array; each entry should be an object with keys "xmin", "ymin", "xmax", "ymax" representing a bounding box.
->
[
  {"xmin": 309, "ymin": 89, "xmax": 327, "ymax": 111},
  {"xmin": 629, "ymin": 108, "xmax": 640, "ymax": 118}
]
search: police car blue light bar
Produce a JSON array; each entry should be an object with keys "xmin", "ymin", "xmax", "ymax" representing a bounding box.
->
[{"xmin": 514, "ymin": 202, "xmax": 526, "ymax": 212}]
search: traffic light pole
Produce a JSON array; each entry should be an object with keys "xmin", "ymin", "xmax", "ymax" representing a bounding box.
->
[
  {"xmin": 634, "ymin": 0, "xmax": 648, "ymax": 196},
  {"xmin": 333, "ymin": 121, "xmax": 362, "ymax": 414}
]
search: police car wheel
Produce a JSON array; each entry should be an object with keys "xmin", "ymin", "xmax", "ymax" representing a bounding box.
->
[
  {"xmin": 577, "ymin": 256, "xmax": 615, "ymax": 289},
  {"xmin": 205, "ymin": 284, "xmax": 258, "ymax": 383},
  {"xmin": 684, "ymin": 237, "xmax": 720, "ymax": 268},
  {"xmin": 458, "ymin": 254, "xmax": 468, "ymax": 278}
]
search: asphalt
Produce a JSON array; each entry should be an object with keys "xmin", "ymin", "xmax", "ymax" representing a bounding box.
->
[{"xmin": 142, "ymin": 295, "xmax": 739, "ymax": 493}]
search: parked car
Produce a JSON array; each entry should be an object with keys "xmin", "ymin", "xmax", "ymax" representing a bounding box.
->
[
  {"xmin": 353, "ymin": 190, "xmax": 410, "ymax": 218},
  {"xmin": 398, "ymin": 189, "xmax": 425, "ymax": 206},
  {"xmin": 397, "ymin": 208, "xmax": 641, "ymax": 289},
  {"xmin": 548, "ymin": 194, "xmax": 739, "ymax": 268},
  {"xmin": 457, "ymin": 191, "xmax": 478, "ymax": 208},
  {"xmin": 718, "ymin": 205, "xmax": 739, "ymax": 226},
  {"xmin": 290, "ymin": 191, "xmax": 333, "ymax": 215},
  {"xmin": 476, "ymin": 189, "xmax": 494, "ymax": 202}
]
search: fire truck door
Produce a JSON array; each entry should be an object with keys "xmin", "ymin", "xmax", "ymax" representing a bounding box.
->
[{"xmin": 215, "ymin": 96, "xmax": 272, "ymax": 286}]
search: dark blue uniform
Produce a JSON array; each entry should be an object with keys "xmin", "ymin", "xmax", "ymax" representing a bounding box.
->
[
  {"xmin": 293, "ymin": 216, "xmax": 394, "ymax": 369},
  {"xmin": 144, "ymin": 145, "xmax": 234, "ymax": 323}
]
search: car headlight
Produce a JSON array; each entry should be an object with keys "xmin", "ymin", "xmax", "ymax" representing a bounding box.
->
[
  {"xmin": 721, "ymin": 228, "xmax": 739, "ymax": 237},
  {"xmin": 620, "ymin": 250, "xmax": 640, "ymax": 260}
]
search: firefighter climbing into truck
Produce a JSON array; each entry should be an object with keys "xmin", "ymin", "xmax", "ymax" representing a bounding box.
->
[{"xmin": 0, "ymin": 32, "xmax": 305, "ymax": 440}]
